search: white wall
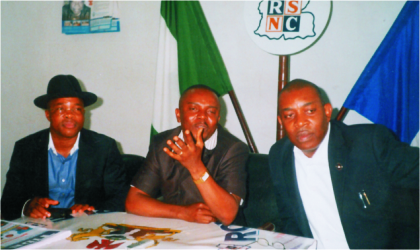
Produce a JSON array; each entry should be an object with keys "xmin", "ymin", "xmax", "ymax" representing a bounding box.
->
[{"xmin": 1, "ymin": 1, "xmax": 406, "ymax": 193}]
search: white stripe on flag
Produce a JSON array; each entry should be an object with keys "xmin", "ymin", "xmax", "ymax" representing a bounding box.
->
[
  {"xmin": 152, "ymin": 16, "xmax": 181, "ymax": 134},
  {"xmin": 411, "ymin": 132, "xmax": 419, "ymax": 147}
]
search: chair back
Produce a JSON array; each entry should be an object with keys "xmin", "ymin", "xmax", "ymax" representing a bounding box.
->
[
  {"xmin": 121, "ymin": 154, "xmax": 145, "ymax": 186},
  {"xmin": 242, "ymin": 153, "xmax": 282, "ymax": 230}
]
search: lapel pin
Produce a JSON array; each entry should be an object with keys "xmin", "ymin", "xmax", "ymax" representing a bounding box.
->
[{"xmin": 336, "ymin": 163, "xmax": 343, "ymax": 170}]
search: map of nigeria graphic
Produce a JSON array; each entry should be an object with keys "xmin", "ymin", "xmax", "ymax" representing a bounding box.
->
[{"xmin": 254, "ymin": 0, "xmax": 316, "ymax": 40}]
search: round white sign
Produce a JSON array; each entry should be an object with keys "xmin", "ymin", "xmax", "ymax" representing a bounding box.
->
[{"xmin": 244, "ymin": 0, "xmax": 332, "ymax": 55}]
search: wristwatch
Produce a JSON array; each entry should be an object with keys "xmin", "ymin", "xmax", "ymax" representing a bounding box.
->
[{"xmin": 193, "ymin": 171, "xmax": 209, "ymax": 184}]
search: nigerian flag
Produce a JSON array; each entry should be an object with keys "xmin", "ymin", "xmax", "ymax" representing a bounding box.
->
[{"xmin": 151, "ymin": 1, "xmax": 233, "ymax": 139}]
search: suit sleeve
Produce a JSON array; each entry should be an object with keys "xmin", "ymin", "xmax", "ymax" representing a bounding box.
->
[
  {"xmin": 268, "ymin": 143, "xmax": 306, "ymax": 237},
  {"xmin": 213, "ymin": 141, "xmax": 249, "ymax": 200},
  {"xmin": 1, "ymin": 142, "xmax": 33, "ymax": 220},
  {"xmin": 95, "ymin": 139, "xmax": 127, "ymax": 211},
  {"xmin": 372, "ymin": 125, "xmax": 419, "ymax": 189},
  {"xmin": 130, "ymin": 136, "xmax": 162, "ymax": 198}
]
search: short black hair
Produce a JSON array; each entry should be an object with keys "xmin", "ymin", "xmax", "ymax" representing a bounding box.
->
[
  {"xmin": 179, "ymin": 85, "xmax": 220, "ymax": 108},
  {"xmin": 181, "ymin": 84, "xmax": 220, "ymax": 98},
  {"xmin": 280, "ymin": 79, "xmax": 328, "ymax": 105}
]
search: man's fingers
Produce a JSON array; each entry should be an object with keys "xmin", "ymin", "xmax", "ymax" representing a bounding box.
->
[
  {"xmin": 173, "ymin": 136, "xmax": 187, "ymax": 148},
  {"xmin": 197, "ymin": 208, "xmax": 214, "ymax": 217},
  {"xmin": 166, "ymin": 140, "xmax": 183, "ymax": 153},
  {"xmin": 44, "ymin": 199, "xmax": 59, "ymax": 207},
  {"xmin": 25, "ymin": 197, "xmax": 58, "ymax": 218},
  {"xmin": 38, "ymin": 198, "xmax": 59, "ymax": 207},
  {"xmin": 79, "ymin": 205, "xmax": 90, "ymax": 211},
  {"xmin": 39, "ymin": 207, "xmax": 51, "ymax": 218},
  {"xmin": 71, "ymin": 204, "xmax": 95, "ymax": 213},
  {"xmin": 184, "ymin": 130, "xmax": 195, "ymax": 147},
  {"xmin": 196, "ymin": 215, "xmax": 216, "ymax": 224},
  {"xmin": 163, "ymin": 147, "xmax": 181, "ymax": 161},
  {"xmin": 71, "ymin": 205, "xmax": 82, "ymax": 213},
  {"xmin": 196, "ymin": 202, "xmax": 211, "ymax": 210},
  {"xmin": 196, "ymin": 128, "xmax": 204, "ymax": 148},
  {"xmin": 31, "ymin": 207, "xmax": 50, "ymax": 218},
  {"xmin": 195, "ymin": 203, "xmax": 215, "ymax": 217},
  {"xmin": 195, "ymin": 210, "xmax": 217, "ymax": 224}
]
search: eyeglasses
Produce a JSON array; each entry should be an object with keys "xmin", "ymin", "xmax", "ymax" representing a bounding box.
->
[{"xmin": 246, "ymin": 238, "xmax": 286, "ymax": 249}]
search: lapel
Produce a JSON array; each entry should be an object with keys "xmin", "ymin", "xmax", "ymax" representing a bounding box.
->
[
  {"xmin": 282, "ymin": 141, "xmax": 313, "ymax": 237},
  {"xmin": 328, "ymin": 121, "xmax": 349, "ymax": 218},
  {"xmin": 35, "ymin": 129, "xmax": 50, "ymax": 197},
  {"xmin": 75, "ymin": 129, "xmax": 95, "ymax": 202}
]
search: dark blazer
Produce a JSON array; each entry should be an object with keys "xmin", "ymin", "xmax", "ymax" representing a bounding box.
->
[
  {"xmin": 131, "ymin": 124, "xmax": 249, "ymax": 205},
  {"xmin": 269, "ymin": 120, "xmax": 419, "ymax": 249},
  {"xmin": 1, "ymin": 128, "xmax": 127, "ymax": 220}
]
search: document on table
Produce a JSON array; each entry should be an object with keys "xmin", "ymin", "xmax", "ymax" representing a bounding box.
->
[{"xmin": 1, "ymin": 220, "xmax": 71, "ymax": 249}]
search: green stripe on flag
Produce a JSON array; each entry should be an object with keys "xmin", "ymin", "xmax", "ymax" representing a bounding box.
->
[
  {"xmin": 151, "ymin": 0, "xmax": 235, "ymax": 142},
  {"xmin": 150, "ymin": 125, "xmax": 159, "ymax": 143},
  {"xmin": 160, "ymin": 1, "xmax": 233, "ymax": 96}
]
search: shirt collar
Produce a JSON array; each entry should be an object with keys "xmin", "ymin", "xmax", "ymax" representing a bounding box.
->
[
  {"xmin": 178, "ymin": 129, "xmax": 218, "ymax": 150},
  {"xmin": 48, "ymin": 132, "xmax": 81, "ymax": 156}
]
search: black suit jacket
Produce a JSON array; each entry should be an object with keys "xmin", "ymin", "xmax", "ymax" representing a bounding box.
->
[
  {"xmin": 269, "ymin": 120, "xmax": 419, "ymax": 249},
  {"xmin": 1, "ymin": 128, "xmax": 127, "ymax": 220}
]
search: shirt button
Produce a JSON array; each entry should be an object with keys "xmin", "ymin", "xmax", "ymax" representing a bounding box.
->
[{"xmin": 62, "ymin": 179, "xmax": 65, "ymax": 182}]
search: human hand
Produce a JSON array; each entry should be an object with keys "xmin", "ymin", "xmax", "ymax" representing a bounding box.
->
[
  {"xmin": 163, "ymin": 129, "xmax": 205, "ymax": 172},
  {"xmin": 180, "ymin": 203, "xmax": 216, "ymax": 224},
  {"xmin": 70, "ymin": 204, "xmax": 95, "ymax": 214},
  {"xmin": 23, "ymin": 197, "xmax": 59, "ymax": 219}
]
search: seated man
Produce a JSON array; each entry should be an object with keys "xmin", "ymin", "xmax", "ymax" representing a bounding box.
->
[
  {"xmin": 269, "ymin": 79, "xmax": 419, "ymax": 249},
  {"xmin": 1, "ymin": 75, "xmax": 127, "ymax": 220},
  {"xmin": 126, "ymin": 85, "xmax": 249, "ymax": 225}
]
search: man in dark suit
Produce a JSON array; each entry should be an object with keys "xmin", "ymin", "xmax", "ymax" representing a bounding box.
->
[
  {"xmin": 126, "ymin": 85, "xmax": 249, "ymax": 226},
  {"xmin": 269, "ymin": 79, "xmax": 419, "ymax": 249},
  {"xmin": 1, "ymin": 75, "xmax": 126, "ymax": 220}
]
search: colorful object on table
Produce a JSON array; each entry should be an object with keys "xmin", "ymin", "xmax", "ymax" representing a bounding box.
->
[{"xmin": 67, "ymin": 223, "xmax": 181, "ymax": 248}]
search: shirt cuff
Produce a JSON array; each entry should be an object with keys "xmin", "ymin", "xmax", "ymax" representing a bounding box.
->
[{"xmin": 21, "ymin": 199, "xmax": 31, "ymax": 217}]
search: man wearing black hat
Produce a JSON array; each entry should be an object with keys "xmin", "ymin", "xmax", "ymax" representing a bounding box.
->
[{"xmin": 1, "ymin": 75, "xmax": 127, "ymax": 220}]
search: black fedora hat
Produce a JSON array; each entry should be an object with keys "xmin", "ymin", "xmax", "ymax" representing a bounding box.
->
[{"xmin": 34, "ymin": 75, "xmax": 97, "ymax": 109}]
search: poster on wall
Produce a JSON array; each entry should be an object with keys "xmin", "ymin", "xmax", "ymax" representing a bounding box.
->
[{"xmin": 62, "ymin": 1, "xmax": 120, "ymax": 35}]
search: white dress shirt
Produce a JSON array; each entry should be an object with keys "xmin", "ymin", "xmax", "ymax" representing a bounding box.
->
[
  {"xmin": 294, "ymin": 124, "xmax": 349, "ymax": 249},
  {"xmin": 178, "ymin": 129, "xmax": 218, "ymax": 150}
]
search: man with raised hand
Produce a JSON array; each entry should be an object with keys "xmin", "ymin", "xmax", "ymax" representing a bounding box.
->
[{"xmin": 126, "ymin": 85, "xmax": 248, "ymax": 225}]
